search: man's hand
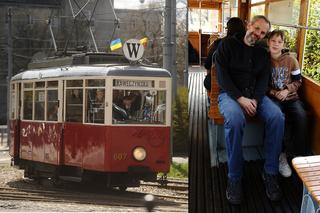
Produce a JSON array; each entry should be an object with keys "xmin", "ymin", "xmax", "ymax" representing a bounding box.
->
[
  {"xmin": 275, "ymin": 89, "xmax": 289, "ymax": 101},
  {"xmin": 237, "ymin": 96, "xmax": 257, "ymax": 117}
]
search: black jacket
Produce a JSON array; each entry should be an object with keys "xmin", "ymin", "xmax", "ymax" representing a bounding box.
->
[
  {"xmin": 204, "ymin": 38, "xmax": 222, "ymax": 70},
  {"xmin": 215, "ymin": 32, "xmax": 271, "ymax": 101}
]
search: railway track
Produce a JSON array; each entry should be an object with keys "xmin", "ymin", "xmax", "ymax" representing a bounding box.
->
[
  {"xmin": 141, "ymin": 179, "xmax": 188, "ymax": 191},
  {"xmin": 0, "ymin": 186, "xmax": 187, "ymax": 211}
]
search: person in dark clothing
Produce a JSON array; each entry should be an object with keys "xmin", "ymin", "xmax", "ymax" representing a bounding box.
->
[
  {"xmin": 215, "ymin": 15, "xmax": 284, "ymax": 204},
  {"xmin": 204, "ymin": 17, "xmax": 246, "ymax": 71},
  {"xmin": 204, "ymin": 17, "xmax": 245, "ymax": 90}
]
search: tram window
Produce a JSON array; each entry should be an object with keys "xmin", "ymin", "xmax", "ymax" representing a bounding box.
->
[
  {"xmin": 35, "ymin": 82, "xmax": 45, "ymax": 88},
  {"xmin": 35, "ymin": 90, "xmax": 45, "ymax": 120},
  {"xmin": 159, "ymin": 81, "xmax": 166, "ymax": 88},
  {"xmin": 112, "ymin": 89, "xmax": 166, "ymax": 125},
  {"xmin": 24, "ymin": 82, "xmax": 33, "ymax": 89},
  {"xmin": 47, "ymin": 90, "xmax": 58, "ymax": 121},
  {"xmin": 23, "ymin": 91, "xmax": 33, "ymax": 120},
  {"xmin": 250, "ymin": 5, "xmax": 265, "ymax": 18},
  {"xmin": 66, "ymin": 89, "xmax": 83, "ymax": 122},
  {"xmin": 251, "ymin": 0, "xmax": 264, "ymax": 3},
  {"xmin": 86, "ymin": 79, "xmax": 105, "ymax": 87},
  {"xmin": 66, "ymin": 80, "xmax": 83, "ymax": 87},
  {"xmin": 47, "ymin": 81, "xmax": 58, "ymax": 88},
  {"xmin": 85, "ymin": 89, "xmax": 105, "ymax": 124}
]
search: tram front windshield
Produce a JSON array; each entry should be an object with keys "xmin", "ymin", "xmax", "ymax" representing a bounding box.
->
[{"xmin": 112, "ymin": 89, "xmax": 166, "ymax": 125}]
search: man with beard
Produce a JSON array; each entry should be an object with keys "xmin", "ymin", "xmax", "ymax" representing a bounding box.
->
[{"xmin": 215, "ymin": 15, "xmax": 284, "ymax": 204}]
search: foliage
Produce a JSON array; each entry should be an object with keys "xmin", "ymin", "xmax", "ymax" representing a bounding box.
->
[
  {"xmin": 303, "ymin": 0, "xmax": 320, "ymax": 82},
  {"xmin": 172, "ymin": 87, "xmax": 189, "ymax": 155},
  {"xmin": 160, "ymin": 162, "xmax": 188, "ymax": 178}
]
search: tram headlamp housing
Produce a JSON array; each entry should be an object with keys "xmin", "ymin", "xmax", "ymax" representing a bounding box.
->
[{"xmin": 133, "ymin": 147, "xmax": 147, "ymax": 161}]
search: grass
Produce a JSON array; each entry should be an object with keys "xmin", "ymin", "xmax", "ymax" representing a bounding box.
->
[{"xmin": 160, "ymin": 162, "xmax": 188, "ymax": 179}]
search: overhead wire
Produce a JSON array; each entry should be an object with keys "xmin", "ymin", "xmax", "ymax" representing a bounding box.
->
[{"xmin": 2, "ymin": 1, "xmax": 186, "ymax": 62}]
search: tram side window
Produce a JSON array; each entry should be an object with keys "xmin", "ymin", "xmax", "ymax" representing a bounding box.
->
[
  {"xmin": 66, "ymin": 89, "xmax": 83, "ymax": 122},
  {"xmin": 112, "ymin": 89, "xmax": 166, "ymax": 124},
  {"xmin": 47, "ymin": 90, "xmax": 58, "ymax": 121},
  {"xmin": 35, "ymin": 90, "xmax": 45, "ymax": 120},
  {"xmin": 85, "ymin": 89, "xmax": 105, "ymax": 124},
  {"xmin": 34, "ymin": 82, "xmax": 45, "ymax": 120},
  {"xmin": 23, "ymin": 91, "xmax": 33, "ymax": 120},
  {"xmin": 154, "ymin": 91, "xmax": 166, "ymax": 123}
]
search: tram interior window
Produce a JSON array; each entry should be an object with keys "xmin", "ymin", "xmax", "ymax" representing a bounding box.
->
[
  {"xmin": 47, "ymin": 90, "xmax": 58, "ymax": 121},
  {"xmin": 112, "ymin": 89, "xmax": 166, "ymax": 124},
  {"xmin": 66, "ymin": 89, "xmax": 83, "ymax": 122},
  {"xmin": 35, "ymin": 90, "xmax": 45, "ymax": 120},
  {"xmin": 85, "ymin": 89, "xmax": 105, "ymax": 124},
  {"xmin": 23, "ymin": 91, "xmax": 33, "ymax": 120}
]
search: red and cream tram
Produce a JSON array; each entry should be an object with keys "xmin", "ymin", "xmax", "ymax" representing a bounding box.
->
[{"xmin": 9, "ymin": 53, "xmax": 172, "ymax": 188}]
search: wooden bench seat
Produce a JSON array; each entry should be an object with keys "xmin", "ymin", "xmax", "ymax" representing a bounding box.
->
[
  {"xmin": 207, "ymin": 65, "xmax": 224, "ymax": 125},
  {"xmin": 292, "ymin": 156, "xmax": 320, "ymax": 213}
]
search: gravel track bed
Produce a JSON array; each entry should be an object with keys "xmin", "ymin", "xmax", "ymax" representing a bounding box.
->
[{"xmin": 0, "ymin": 153, "xmax": 188, "ymax": 212}]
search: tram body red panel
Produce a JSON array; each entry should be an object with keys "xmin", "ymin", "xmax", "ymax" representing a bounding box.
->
[
  {"xmin": 19, "ymin": 121, "xmax": 62, "ymax": 165},
  {"xmin": 63, "ymin": 124, "xmax": 170, "ymax": 173},
  {"xmin": 63, "ymin": 123, "xmax": 107, "ymax": 171},
  {"xmin": 9, "ymin": 120, "xmax": 19, "ymax": 158},
  {"xmin": 108, "ymin": 126, "xmax": 170, "ymax": 172}
]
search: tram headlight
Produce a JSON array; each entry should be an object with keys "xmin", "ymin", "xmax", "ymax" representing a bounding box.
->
[{"xmin": 133, "ymin": 147, "xmax": 147, "ymax": 161}]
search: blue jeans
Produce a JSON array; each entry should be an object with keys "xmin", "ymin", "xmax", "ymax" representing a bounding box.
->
[{"xmin": 218, "ymin": 92, "xmax": 285, "ymax": 179}]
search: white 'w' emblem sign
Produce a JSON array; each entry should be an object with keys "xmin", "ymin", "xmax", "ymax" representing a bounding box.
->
[{"xmin": 123, "ymin": 39, "xmax": 145, "ymax": 61}]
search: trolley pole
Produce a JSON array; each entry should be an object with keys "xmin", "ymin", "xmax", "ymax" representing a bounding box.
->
[{"xmin": 6, "ymin": 7, "xmax": 13, "ymax": 147}]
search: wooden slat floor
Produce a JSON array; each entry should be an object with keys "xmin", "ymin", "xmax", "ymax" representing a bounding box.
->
[
  {"xmin": 212, "ymin": 161, "xmax": 303, "ymax": 213},
  {"xmin": 188, "ymin": 67, "xmax": 303, "ymax": 213}
]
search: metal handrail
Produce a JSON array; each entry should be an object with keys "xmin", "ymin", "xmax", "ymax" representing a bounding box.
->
[{"xmin": 272, "ymin": 22, "xmax": 320, "ymax": 31}]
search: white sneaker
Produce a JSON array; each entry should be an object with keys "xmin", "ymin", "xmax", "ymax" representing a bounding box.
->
[{"xmin": 279, "ymin": 152, "xmax": 292, "ymax": 177}]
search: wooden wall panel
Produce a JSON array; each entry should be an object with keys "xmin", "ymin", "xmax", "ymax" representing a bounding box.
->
[
  {"xmin": 301, "ymin": 76, "xmax": 320, "ymax": 154},
  {"xmin": 188, "ymin": 32, "xmax": 200, "ymax": 56}
]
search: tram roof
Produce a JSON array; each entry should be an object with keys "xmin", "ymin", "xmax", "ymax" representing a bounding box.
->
[{"xmin": 11, "ymin": 64, "xmax": 171, "ymax": 81}]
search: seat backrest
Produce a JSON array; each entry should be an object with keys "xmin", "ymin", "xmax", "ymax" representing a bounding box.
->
[{"xmin": 207, "ymin": 65, "xmax": 224, "ymax": 124}]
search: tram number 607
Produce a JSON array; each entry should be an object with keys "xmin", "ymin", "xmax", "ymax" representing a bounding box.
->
[{"xmin": 113, "ymin": 153, "xmax": 127, "ymax": 160}]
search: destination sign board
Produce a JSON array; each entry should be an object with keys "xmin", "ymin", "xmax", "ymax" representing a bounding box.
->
[{"xmin": 113, "ymin": 79, "xmax": 154, "ymax": 88}]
